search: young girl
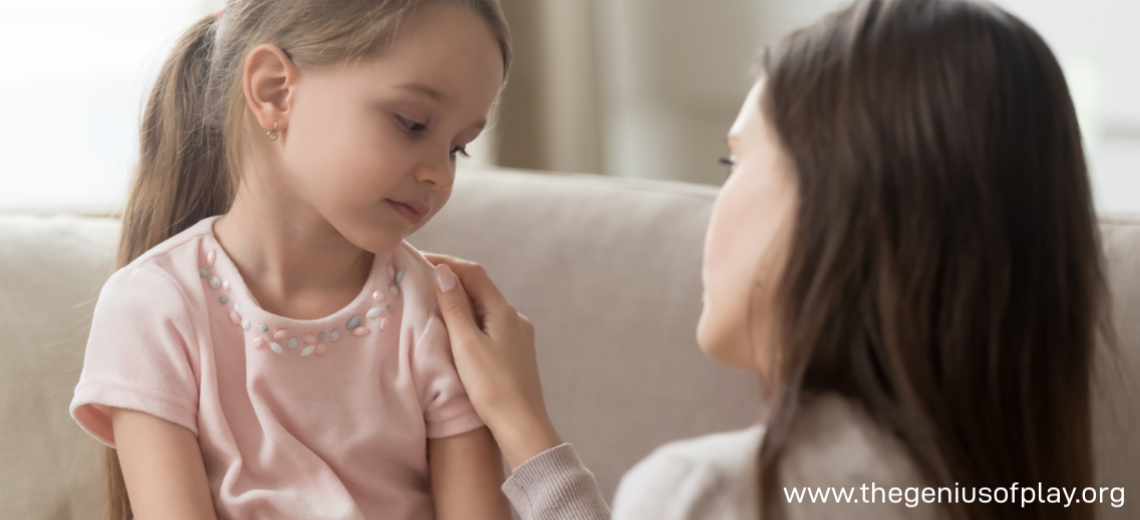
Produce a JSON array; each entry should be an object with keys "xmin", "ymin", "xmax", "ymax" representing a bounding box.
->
[{"xmin": 68, "ymin": 1, "xmax": 512, "ymax": 519}]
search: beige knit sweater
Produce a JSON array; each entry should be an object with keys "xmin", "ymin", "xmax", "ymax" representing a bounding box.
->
[{"xmin": 501, "ymin": 394, "xmax": 947, "ymax": 520}]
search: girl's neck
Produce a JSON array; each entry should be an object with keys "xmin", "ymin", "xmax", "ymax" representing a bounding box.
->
[{"xmin": 213, "ymin": 170, "xmax": 373, "ymax": 318}]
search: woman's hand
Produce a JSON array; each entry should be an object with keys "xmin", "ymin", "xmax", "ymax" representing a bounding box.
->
[{"xmin": 424, "ymin": 252, "xmax": 563, "ymax": 470}]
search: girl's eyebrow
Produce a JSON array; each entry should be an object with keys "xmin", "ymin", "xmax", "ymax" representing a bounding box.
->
[
  {"xmin": 397, "ymin": 83, "xmax": 445, "ymax": 103},
  {"xmin": 393, "ymin": 83, "xmax": 488, "ymax": 129}
]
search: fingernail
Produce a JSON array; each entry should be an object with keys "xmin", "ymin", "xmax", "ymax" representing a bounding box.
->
[{"xmin": 435, "ymin": 264, "xmax": 456, "ymax": 292}]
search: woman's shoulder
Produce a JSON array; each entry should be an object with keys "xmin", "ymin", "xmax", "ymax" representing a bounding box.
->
[
  {"xmin": 778, "ymin": 393, "xmax": 946, "ymax": 519},
  {"xmin": 779, "ymin": 393, "xmax": 928, "ymax": 488},
  {"xmin": 612, "ymin": 395, "xmax": 944, "ymax": 520},
  {"xmin": 612, "ymin": 425, "xmax": 763, "ymax": 520}
]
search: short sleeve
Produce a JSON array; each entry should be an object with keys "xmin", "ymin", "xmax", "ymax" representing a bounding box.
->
[
  {"xmin": 411, "ymin": 308, "xmax": 484, "ymax": 439},
  {"xmin": 69, "ymin": 265, "xmax": 201, "ymax": 448}
]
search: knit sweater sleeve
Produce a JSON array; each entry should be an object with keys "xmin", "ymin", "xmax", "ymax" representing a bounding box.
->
[{"xmin": 501, "ymin": 443, "xmax": 611, "ymax": 520}]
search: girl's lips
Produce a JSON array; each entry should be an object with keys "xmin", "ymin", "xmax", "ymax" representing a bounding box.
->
[{"xmin": 387, "ymin": 199, "xmax": 426, "ymax": 224}]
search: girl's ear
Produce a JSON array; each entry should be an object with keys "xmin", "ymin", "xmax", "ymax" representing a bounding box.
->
[{"xmin": 243, "ymin": 43, "xmax": 299, "ymax": 136}]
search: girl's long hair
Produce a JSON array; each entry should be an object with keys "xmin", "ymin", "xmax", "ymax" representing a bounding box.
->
[
  {"xmin": 754, "ymin": 1, "xmax": 1108, "ymax": 519},
  {"xmin": 105, "ymin": 1, "xmax": 510, "ymax": 518}
]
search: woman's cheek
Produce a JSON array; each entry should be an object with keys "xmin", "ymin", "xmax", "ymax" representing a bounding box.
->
[{"xmin": 698, "ymin": 189, "xmax": 759, "ymax": 370}]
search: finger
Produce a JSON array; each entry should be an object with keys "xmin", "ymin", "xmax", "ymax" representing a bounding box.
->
[
  {"xmin": 433, "ymin": 263, "xmax": 485, "ymax": 340},
  {"xmin": 423, "ymin": 254, "xmax": 513, "ymax": 320},
  {"xmin": 423, "ymin": 252, "xmax": 477, "ymax": 271}
]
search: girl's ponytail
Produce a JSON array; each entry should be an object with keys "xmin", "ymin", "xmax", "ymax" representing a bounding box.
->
[
  {"xmin": 116, "ymin": 12, "xmax": 232, "ymax": 270},
  {"xmin": 106, "ymin": 12, "xmax": 231, "ymax": 519}
]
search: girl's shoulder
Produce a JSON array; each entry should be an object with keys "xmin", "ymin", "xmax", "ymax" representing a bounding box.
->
[
  {"xmin": 104, "ymin": 216, "xmax": 219, "ymax": 302},
  {"xmin": 114, "ymin": 215, "xmax": 219, "ymax": 286},
  {"xmin": 389, "ymin": 239, "xmax": 444, "ymax": 324}
]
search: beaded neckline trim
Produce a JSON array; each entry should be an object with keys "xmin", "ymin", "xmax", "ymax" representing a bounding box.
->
[{"xmin": 198, "ymin": 247, "xmax": 406, "ymax": 358}]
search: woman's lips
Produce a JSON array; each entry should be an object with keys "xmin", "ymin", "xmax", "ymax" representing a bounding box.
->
[{"xmin": 387, "ymin": 199, "xmax": 427, "ymax": 224}]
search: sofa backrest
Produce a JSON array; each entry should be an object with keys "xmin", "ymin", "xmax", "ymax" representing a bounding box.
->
[{"xmin": 1, "ymin": 168, "xmax": 1136, "ymax": 518}]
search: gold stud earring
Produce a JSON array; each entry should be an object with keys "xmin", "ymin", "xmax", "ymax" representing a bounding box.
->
[{"xmin": 267, "ymin": 121, "xmax": 279, "ymax": 141}]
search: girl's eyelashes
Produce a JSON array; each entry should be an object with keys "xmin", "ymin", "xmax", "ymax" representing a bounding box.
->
[
  {"xmin": 397, "ymin": 115, "xmax": 428, "ymax": 133},
  {"xmin": 395, "ymin": 113, "xmax": 470, "ymax": 159}
]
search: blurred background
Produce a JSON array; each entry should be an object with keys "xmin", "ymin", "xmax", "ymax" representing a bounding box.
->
[{"xmin": 2, "ymin": 0, "xmax": 1137, "ymax": 214}]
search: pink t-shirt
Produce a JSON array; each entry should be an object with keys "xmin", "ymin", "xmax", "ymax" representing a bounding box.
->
[{"xmin": 69, "ymin": 215, "xmax": 484, "ymax": 520}]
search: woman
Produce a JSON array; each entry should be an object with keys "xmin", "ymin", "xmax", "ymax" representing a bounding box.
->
[{"xmin": 428, "ymin": 0, "xmax": 1108, "ymax": 518}]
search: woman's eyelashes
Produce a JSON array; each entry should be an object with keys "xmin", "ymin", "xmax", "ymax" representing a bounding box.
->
[
  {"xmin": 450, "ymin": 145, "xmax": 470, "ymax": 159},
  {"xmin": 719, "ymin": 156, "xmax": 736, "ymax": 179}
]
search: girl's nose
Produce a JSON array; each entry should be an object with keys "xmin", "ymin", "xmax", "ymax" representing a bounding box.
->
[{"xmin": 413, "ymin": 154, "xmax": 455, "ymax": 190}]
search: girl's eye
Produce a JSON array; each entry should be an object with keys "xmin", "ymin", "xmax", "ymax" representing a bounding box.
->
[
  {"xmin": 450, "ymin": 145, "xmax": 471, "ymax": 159},
  {"xmin": 398, "ymin": 115, "xmax": 427, "ymax": 133}
]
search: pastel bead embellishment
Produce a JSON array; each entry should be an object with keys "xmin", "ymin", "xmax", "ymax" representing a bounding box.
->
[
  {"xmin": 347, "ymin": 316, "xmax": 360, "ymax": 329},
  {"xmin": 367, "ymin": 307, "xmax": 383, "ymax": 318},
  {"xmin": 229, "ymin": 310, "xmax": 242, "ymax": 325},
  {"xmin": 316, "ymin": 343, "xmax": 327, "ymax": 355},
  {"xmin": 380, "ymin": 317, "xmax": 389, "ymax": 330},
  {"xmin": 301, "ymin": 344, "xmax": 316, "ymax": 356},
  {"xmin": 252, "ymin": 337, "xmax": 264, "ymax": 349},
  {"xmin": 287, "ymin": 337, "xmax": 299, "ymax": 349},
  {"xmin": 303, "ymin": 334, "xmax": 318, "ymax": 344},
  {"xmin": 219, "ymin": 296, "xmax": 229, "ymax": 305},
  {"xmin": 206, "ymin": 249, "xmax": 216, "ymax": 266},
  {"xmin": 209, "ymin": 276, "xmax": 221, "ymax": 289},
  {"xmin": 330, "ymin": 330, "xmax": 340, "ymax": 342},
  {"xmin": 274, "ymin": 329, "xmax": 289, "ymax": 340},
  {"xmin": 389, "ymin": 285, "xmax": 399, "ymax": 297},
  {"xmin": 352, "ymin": 327, "xmax": 370, "ymax": 337},
  {"xmin": 372, "ymin": 290, "xmax": 386, "ymax": 301},
  {"xmin": 242, "ymin": 319, "xmax": 251, "ymax": 331},
  {"xmin": 260, "ymin": 324, "xmax": 268, "ymax": 332},
  {"xmin": 235, "ymin": 304, "xmax": 243, "ymax": 316},
  {"xmin": 199, "ymin": 268, "xmax": 211, "ymax": 278},
  {"xmin": 396, "ymin": 268, "xmax": 406, "ymax": 283},
  {"xmin": 223, "ymin": 281, "xmax": 231, "ymax": 292},
  {"xmin": 318, "ymin": 331, "xmax": 326, "ymax": 341},
  {"xmin": 269, "ymin": 342, "xmax": 284, "ymax": 354}
]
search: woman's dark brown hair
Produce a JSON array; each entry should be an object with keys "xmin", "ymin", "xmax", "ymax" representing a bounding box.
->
[{"xmin": 755, "ymin": 1, "xmax": 1108, "ymax": 519}]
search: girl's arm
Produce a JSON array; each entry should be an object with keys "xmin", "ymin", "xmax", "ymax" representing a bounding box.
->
[
  {"xmin": 111, "ymin": 407, "xmax": 219, "ymax": 520},
  {"xmin": 429, "ymin": 425, "xmax": 511, "ymax": 520}
]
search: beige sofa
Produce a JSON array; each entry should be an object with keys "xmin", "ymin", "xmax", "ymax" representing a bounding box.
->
[{"xmin": 2, "ymin": 168, "xmax": 1137, "ymax": 519}]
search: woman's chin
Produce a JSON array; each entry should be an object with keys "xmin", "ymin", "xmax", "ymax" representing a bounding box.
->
[{"xmin": 696, "ymin": 313, "xmax": 754, "ymax": 371}]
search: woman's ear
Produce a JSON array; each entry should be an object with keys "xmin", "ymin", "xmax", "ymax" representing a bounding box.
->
[{"xmin": 243, "ymin": 43, "xmax": 299, "ymax": 135}]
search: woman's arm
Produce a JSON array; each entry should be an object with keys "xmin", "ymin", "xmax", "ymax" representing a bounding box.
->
[
  {"xmin": 425, "ymin": 253, "xmax": 611, "ymax": 520},
  {"xmin": 428, "ymin": 426, "xmax": 510, "ymax": 520},
  {"xmin": 111, "ymin": 407, "xmax": 218, "ymax": 520}
]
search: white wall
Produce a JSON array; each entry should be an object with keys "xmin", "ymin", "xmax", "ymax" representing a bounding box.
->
[
  {"xmin": 0, "ymin": 0, "xmax": 219, "ymax": 214},
  {"xmin": 3, "ymin": 0, "xmax": 1136, "ymax": 213},
  {"xmin": 592, "ymin": 0, "xmax": 1140, "ymax": 212}
]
